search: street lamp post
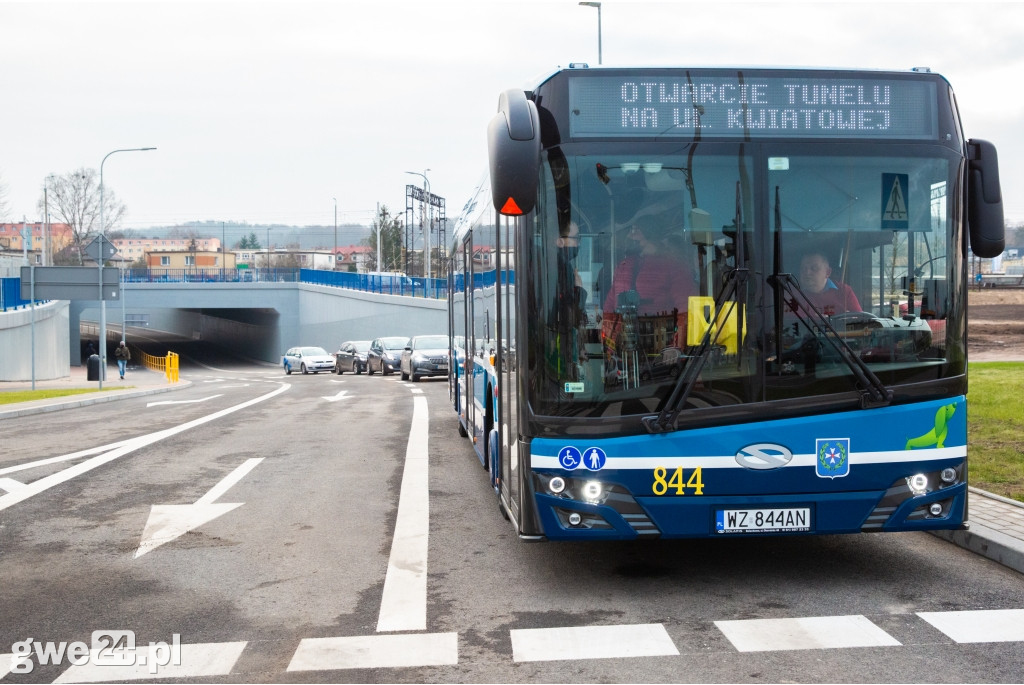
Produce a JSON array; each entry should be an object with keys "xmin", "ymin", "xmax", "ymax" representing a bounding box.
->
[
  {"xmin": 405, "ymin": 170, "xmax": 431, "ymax": 279},
  {"xmin": 579, "ymin": 1, "xmax": 602, "ymax": 65},
  {"xmin": 333, "ymin": 197, "xmax": 338, "ymax": 270},
  {"xmin": 99, "ymin": 146, "xmax": 155, "ymax": 389}
]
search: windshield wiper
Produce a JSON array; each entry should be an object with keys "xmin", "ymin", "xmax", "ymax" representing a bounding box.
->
[
  {"xmin": 768, "ymin": 272, "xmax": 893, "ymax": 409},
  {"xmin": 643, "ymin": 181, "xmax": 748, "ymax": 434}
]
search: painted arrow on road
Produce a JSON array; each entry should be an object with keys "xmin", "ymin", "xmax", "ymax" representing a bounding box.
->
[
  {"xmin": 322, "ymin": 390, "xmax": 351, "ymax": 402},
  {"xmin": 147, "ymin": 394, "xmax": 224, "ymax": 408},
  {"xmin": 134, "ymin": 457, "xmax": 263, "ymax": 559}
]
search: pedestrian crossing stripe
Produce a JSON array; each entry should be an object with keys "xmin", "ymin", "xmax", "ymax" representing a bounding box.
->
[
  {"xmin": 53, "ymin": 642, "xmax": 247, "ymax": 683},
  {"xmin": 288, "ymin": 633, "xmax": 458, "ymax": 671},
  {"xmin": 882, "ymin": 172, "xmax": 910, "ymax": 229},
  {"xmin": 918, "ymin": 609, "xmax": 1024, "ymax": 643},
  {"xmin": 511, "ymin": 624, "xmax": 679, "ymax": 662},
  {"xmin": 715, "ymin": 615, "xmax": 902, "ymax": 652}
]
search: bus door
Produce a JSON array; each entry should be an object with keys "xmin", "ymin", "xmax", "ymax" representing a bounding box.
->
[
  {"xmin": 461, "ymin": 234, "xmax": 476, "ymax": 446},
  {"xmin": 497, "ymin": 215, "xmax": 519, "ymax": 521}
]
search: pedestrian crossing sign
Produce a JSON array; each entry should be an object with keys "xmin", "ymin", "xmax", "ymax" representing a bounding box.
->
[{"xmin": 881, "ymin": 173, "xmax": 909, "ymax": 229}]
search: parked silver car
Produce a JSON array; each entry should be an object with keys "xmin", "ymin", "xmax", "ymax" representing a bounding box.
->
[
  {"xmin": 400, "ymin": 334, "xmax": 449, "ymax": 381},
  {"xmin": 282, "ymin": 346, "xmax": 335, "ymax": 374}
]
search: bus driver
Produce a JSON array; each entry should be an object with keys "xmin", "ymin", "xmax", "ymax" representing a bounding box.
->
[{"xmin": 799, "ymin": 251, "xmax": 862, "ymax": 316}]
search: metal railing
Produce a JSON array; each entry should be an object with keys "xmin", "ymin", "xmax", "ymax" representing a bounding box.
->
[
  {"xmin": 1, "ymin": 277, "xmax": 34, "ymax": 311},
  {"xmin": 136, "ymin": 346, "xmax": 180, "ymax": 383},
  {"xmin": 300, "ymin": 269, "xmax": 446, "ymax": 298},
  {"xmin": 4, "ymin": 268, "xmax": 451, "ymax": 310}
]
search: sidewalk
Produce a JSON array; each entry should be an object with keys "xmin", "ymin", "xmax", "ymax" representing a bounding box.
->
[
  {"xmin": 1, "ymin": 370, "xmax": 1021, "ymax": 575},
  {"xmin": 0, "ymin": 362, "xmax": 191, "ymax": 419},
  {"xmin": 932, "ymin": 488, "xmax": 1024, "ymax": 576}
]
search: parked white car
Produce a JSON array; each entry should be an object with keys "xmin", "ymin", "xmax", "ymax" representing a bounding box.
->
[{"xmin": 282, "ymin": 346, "xmax": 336, "ymax": 374}]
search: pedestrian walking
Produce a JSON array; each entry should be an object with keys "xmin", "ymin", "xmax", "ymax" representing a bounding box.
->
[{"xmin": 115, "ymin": 341, "xmax": 131, "ymax": 380}]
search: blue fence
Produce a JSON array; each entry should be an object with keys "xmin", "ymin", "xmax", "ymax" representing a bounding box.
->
[
  {"xmin": 1, "ymin": 277, "xmax": 33, "ymax": 312},
  {"xmin": 1, "ymin": 269, "xmax": 448, "ymax": 307},
  {"xmin": 123, "ymin": 267, "xmax": 302, "ymax": 283},
  {"xmin": 301, "ymin": 269, "xmax": 446, "ymax": 298}
]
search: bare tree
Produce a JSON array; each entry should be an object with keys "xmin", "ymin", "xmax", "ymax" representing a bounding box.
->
[
  {"xmin": 41, "ymin": 167, "xmax": 126, "ymax": 264},
  {"xmin": 364, "ymin": 205, "xmax": 404, "ymax": 272}
]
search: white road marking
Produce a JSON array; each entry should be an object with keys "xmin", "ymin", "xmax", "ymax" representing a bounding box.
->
[
  {"xmin": 147, "ymin": 394, "xmax": 223, "ymax": 408},
  {"xmin": 411, "ymin": 388, "xmax": 424, "ymax": 394},
  {"xmin": 287, "ymin": 633, "xmax": 458, "ymax": 671},
  {"xmin": 0, "ymin": 440, "xmax": 132, "ymax": 477},
  {"xmin": 376, "ymin": 394, "xmax": 429, "ymax": 632},
  {"xmin": 53, "ymin": 641, "xmax": 247, "ymax": 682},
  {"xmin": 0, "ymin": 385, "xmax": 289, "ymax": 514},
  {"xmin": 322, "ymin": 390, "xmax": 350, "ymax": 402},
  {"xmin": 511, "ymin": 624, "xmax": 679, "ymax": 662},
  {"xmin": 715, "ymin": 615, "xmax": 901, "ymax": 652},
  {"xmin": 917, "ymin": 609, "xmax": 1024, "ymax": 643},
  {"xmin": 0, "ymin": 478, "xmax": 26, "ymax": 493},
  {"xmin": 134, "ymin": 458, "xmax": 263, "ymax": 558}
]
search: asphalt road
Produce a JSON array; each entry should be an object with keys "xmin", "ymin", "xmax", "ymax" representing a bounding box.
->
[{"xmin": 2, "ymin": 361, "xmax": 1023, "ymax": 683}]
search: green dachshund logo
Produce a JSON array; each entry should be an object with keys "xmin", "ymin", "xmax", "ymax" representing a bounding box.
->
[{"xmin": 905, "ymin": 403, "xmax": 956, "ymax": 449}]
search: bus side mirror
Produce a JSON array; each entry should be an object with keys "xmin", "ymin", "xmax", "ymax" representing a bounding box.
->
[
  {"xmin": 487, "ymin": 88, "xmax": 541, "ymax": 216},
  {"xmin": 967, "ymin": 139, "xmax": 1005, "ymax": 258}
]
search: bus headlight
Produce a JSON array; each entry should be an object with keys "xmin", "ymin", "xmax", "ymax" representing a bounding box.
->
[
  {"xmin": 582, "ymin": 480, "xmax": 603, "ymax": 502},
  {"xmin": 940, "ymin": 467, "xmax": 958, "ymax": 484},
  {"xmin": 548, "ymin": 476, "xmax": 566, "ymax": 494},
  {"xmin": 908, "ymin": 473, "xmax": 929, "ymax": 494}
]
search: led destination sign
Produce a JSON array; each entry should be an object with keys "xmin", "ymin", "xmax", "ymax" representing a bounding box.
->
[{"xmin": 568, "ymin": 75, "xmax": 938, "ymax": 140}]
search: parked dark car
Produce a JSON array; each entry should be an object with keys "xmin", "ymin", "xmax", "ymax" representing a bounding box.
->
[
  {"xmin": 400, "ymin": 334, "xmax": 450, "ymax": 381},
  {"xmin": 335, "ymin": 340, "xmax": 371, "ymax": 374},
  {"xmin": 367, "ymin": 336, "xmax": 409, "ymax": 375}
]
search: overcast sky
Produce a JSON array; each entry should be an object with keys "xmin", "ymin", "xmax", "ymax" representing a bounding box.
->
[{"xmin": 3, "ymin": 0, "xmax": 1024, "ymax": 235}]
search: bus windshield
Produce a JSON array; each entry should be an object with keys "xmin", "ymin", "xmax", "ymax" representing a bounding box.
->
[{"xmin": 525, "ymin": 143, "xmax": 961, "ymax": 419}]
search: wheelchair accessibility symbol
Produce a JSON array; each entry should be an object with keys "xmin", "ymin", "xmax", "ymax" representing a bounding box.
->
[{"xmin": 558, "ymin": 446, "xmax": 583, "ymax": 470}]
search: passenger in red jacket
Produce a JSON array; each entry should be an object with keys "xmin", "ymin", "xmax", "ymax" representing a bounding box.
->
[{"xmin": 603, "ymin": 218, "xmax": 695, "ymax": 316}]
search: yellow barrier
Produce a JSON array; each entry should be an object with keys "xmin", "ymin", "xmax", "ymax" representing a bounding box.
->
[
  {"xmin": 687, "ymin": 296, "xmax": 746, "ymax": 355},
  {"xmin": 134, "ymin": 346, "xmax": 180, "ymax": 384}
]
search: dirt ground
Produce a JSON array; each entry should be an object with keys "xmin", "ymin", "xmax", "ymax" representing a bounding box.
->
[{"xmin": 968, "ymin": 287, "xmax": 1024, "ymax": 361}]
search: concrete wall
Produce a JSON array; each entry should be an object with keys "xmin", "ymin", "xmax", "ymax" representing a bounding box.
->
[{"xmin": 0, "ymin": 300, "xmax": 70, "ymax": 381}]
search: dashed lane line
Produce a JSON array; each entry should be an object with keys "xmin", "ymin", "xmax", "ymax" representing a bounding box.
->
[
  {"xmin": 288, "ymin": 633, "xmax": 458, "ymax": 672},
  {"xmin": 511, "ymin": 623, "xmax": 679, "ymax": 663}
]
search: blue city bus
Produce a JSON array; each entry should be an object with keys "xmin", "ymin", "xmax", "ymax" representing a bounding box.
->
[{"xmin": 447, "ymin": 65, "xmax": 1004, "ymax": 541}]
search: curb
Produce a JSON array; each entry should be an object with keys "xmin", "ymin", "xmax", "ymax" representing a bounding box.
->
[
  {"xmin": 931, "ymin": 487, "xmax": 1024, "ymax": 576},
  {"xmin": 0, "ymin": 380, "xmax": 193, "ymax": 420}
]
